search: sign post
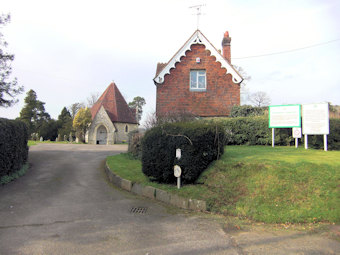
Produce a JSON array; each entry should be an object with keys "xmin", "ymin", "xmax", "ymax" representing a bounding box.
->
[
  {"xmin": 174, "ymin": 148, "xmax": 182, "ymax": 189},
  {"xmin": 292, "ymin": 127, "xmax": 302, "ymax": 148},
  {"xmin": 174, "ymin": 165, "xmax": 182, "ymax": 189}
]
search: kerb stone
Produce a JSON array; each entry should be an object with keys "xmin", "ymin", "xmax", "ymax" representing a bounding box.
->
[
  {"xmin": 121, "ymin": 179, "xmax": 132, "ymax": 192},
  {"xmin": 155, "ymin": 188, "xmax": 171, "ymax": 204},
  {"xmin": 189, "ymin": 199, "xmax": 207, "ymax": 212},
  {"xmin": 170, "ymin": 194, "xmax": 189, "ymax": 209},
  {"xmin": 142, "ymin": 186, "xmax": 155, "ymax": 199},
  {"xmin": 131, "ymin": 183, "xmax": 143, "ymax": 195}
]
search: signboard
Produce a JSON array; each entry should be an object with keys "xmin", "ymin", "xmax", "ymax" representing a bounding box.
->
[
  {"xmin": 302, "ymin": 103, "xmax": 329, "ymax": 135},
  {"xmin": 292, "ymin": 127, "xmax": 302, "ymax": 138},
  {"xmin": 269, "ymin": 105, "xmax": 301, "ymax": 128},
  {"xmin": 174, "ymin": 165, "xmax": 182, "ymax": 178},
  {"xmin": 176, "ymin": 149, "xmax": 181, "ymax": 160}
]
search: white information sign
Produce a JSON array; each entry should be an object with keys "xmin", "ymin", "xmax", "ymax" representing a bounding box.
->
[
  {"xmin": 292, "ymin": 127, "xmax": 302, "ymax": 138},
  {"xmin": 269, "ymin": 105, "xmax": 301, "ymax": 128},
  {"xmin": 302, "ymin": 103, "xmax": 329, "ymax": 135},
  {"xmin": 176, "ymin": 148, "xmax": 181, "ymax": 160}
]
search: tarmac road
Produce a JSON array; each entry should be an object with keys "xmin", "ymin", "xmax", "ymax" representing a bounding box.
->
[
  {"xmin": 0, "ymin": 144, "xmax": 239, "ymax": 255},
  {"xmin": 1, "ymin": 144, "xmax": 339, "ymax": 255}
]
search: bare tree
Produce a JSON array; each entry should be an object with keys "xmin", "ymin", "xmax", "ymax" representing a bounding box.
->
[
  {"xmin": 68, "ymin": 102, "xmax": 85, "ymax": 119},
  {"xmin": 248, "ymin": 91, "xmax": 271, "ymax": 107},
  {"xmin": 87, "ymin": 92, "xmax": 100, "ymax": 108},
  {"xmin": 233, "ymin": 65, "xmax": 251, "ymax": 105}
]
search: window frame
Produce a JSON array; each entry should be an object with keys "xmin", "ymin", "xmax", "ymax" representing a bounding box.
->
[{"xmin": 190, "ymin": 69, "xmax": 206, "ymax": 91}]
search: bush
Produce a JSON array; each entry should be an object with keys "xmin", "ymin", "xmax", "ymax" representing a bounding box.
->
[
  {"xmin": 0, "ymin": 118, "xmax": 29, "ymax": 179},
  {"xmin": 230, "ymin": 105, "xmax": 267, "ymax": 117},
  {"xmin": 141, "ymin": 122, "xmax": 225, "ymax": 184},
  {"xmin": 308, "ymin": 118, "xmax": 340, "ymax": 150},
  {"xmin": 128, "ymin": 130, "xmax": 144, "ymax": 159},
  {"xmin": 207, "ymin": 116, "xmax": 340, "ymax": 150}
]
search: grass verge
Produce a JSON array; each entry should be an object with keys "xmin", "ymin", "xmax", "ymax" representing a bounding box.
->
[
  {"xmin": 106, "ymin": 146, "xmax": 340, "ymax": 224},
  {"xmin": 0, "ymin": 163, "xmax": 29, "ymax": 185}
]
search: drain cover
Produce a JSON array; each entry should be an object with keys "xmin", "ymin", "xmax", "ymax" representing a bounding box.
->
[{"xmin": 130, "ymin": 207, "xmax": 147, "ymax": 214}]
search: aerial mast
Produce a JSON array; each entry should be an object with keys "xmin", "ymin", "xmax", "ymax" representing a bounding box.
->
[{"xmin": 189, "ymin": 4, "xmax": 205, "ymax": 30}]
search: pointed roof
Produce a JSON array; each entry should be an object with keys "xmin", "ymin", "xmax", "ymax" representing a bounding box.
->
[
  {"xmin": 91, "ymin": 82, "xmax": 137, "ymax": 124},
  {"xmin": 153, "ymin": 30, "xmax": 243, "ymax": 85}
]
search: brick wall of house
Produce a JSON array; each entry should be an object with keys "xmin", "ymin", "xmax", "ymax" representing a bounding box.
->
[{"xmin": 156, "ymin": 44, "xmax": 240, "ymax": 117}]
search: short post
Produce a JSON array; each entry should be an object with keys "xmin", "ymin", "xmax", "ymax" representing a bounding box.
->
[
  {"xmin": 295, "ymin": 138, "xmax": 298, "ymax": 148},
  {"xmin": 324, "ymin": 135, "xmax": 328, "ymax": 151},
  {"xmin": 272, "ymin": 128, "xmax": 275, "ymax": 148},
  {"xmin": 304, "ymin": 134, "xmax": 308, "ymax": 149}
]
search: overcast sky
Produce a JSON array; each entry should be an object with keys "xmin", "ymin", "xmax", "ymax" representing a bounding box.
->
[{"xmin": 1, "ymin": 0, "xmax": 339, "ymax": 125}]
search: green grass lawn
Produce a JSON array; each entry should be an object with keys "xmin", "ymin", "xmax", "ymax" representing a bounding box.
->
[
  {"xmin": 106, "ymin": 146, "xmax": 340, "ymax": 224},
  {"xmin": 27, "ymin": 140, "xmax": 81, "ymax": 146}
]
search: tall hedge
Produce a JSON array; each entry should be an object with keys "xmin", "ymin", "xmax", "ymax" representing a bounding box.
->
[
  {"xmin": 141, "ymin": 122, "xmax": 225, "ymax": 184},
  {"xmin": 0, "ymin": 118, "xmax": 28, "ymax": 178},
  {"xmin": 308, "ymin": 118, "xmax": 340, "ymax": 150},
  {"xmin": 207, "ymin": 116, "xmax": 340, "ymax": 150}
]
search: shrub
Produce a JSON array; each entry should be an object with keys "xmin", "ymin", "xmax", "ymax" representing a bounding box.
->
[
  {"xmin": 128, "ymin": 130, "xmax": 144, "ymax": 159},
  {"xmin": 308, "ymin": 118, "xmax": 340, "ymax": 150},
  {"xmin": 207, "ymin": 116, "xmax": 340, "ymax": 150},
  {"xmin": 0, "ymin": 118, "xmax": 29, "ymax": 179},
  {"xmin": 141, "ymin": 122, "xmax": 225, "ymax": 184},
  {"xmin": 230, "ymin": 105, "xmax": 267, "ymax": 117}
]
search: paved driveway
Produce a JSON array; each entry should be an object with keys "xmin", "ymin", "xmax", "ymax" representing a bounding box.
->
[
  {"xmin": 0, "ymin": 144, "xmax": 238, "ymax": 255},
  {"xmin": 1, "ymin": 144, "xmax": 339, "ymax": 255}
]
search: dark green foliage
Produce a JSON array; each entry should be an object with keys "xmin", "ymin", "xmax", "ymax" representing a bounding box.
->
[
  {"xmin": 209, "ymin": 117, "xmax": 340, "ymax": 150},
  {"xmin": 211, "ymin": 116, "xmax": 271, "ymax": 145},
  {"xmin": 141, "ymin": 122, "xmax": 225, "ymax": 184},
  {"xmin": 128, "ymin": 130, "xmax": 143, "ymax": 159},
  {"xmin": 0, "ymin": 14, "xmax": 24, "ymax": 107},
  {"xmin": 18, "ymin": 89, "xmax": 51, "ymax": 136},
  {"xmin": 0, "ymin": 118, "xmax": 28, "ymax": 179},
  {"xmin": 308, "ymin": 119, "xmax": 340, "ymax": 150},
  {"xmin": 230, "ymin": 105, "xmax": 267, "ymax": 117},
  {"xmin": 39, "ymin": 119, "xmax": 59, "ymax": 141},
  {"xmin": 57, "ymin": 107, "xmax": 73, "ymax": 139}
]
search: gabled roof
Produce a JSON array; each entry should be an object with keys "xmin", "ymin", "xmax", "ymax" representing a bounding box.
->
[
  {"xmin": 91, "ymin": 82, "xmax": 137, "ymax": 124},
  {"xmin": 153, "ymin": 30, "xmax": 243, "ymax": 85}
]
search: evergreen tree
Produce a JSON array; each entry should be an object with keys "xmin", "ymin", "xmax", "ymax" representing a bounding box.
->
[
  {"xmin": 128, "ymin": 96, "xmax": 146, "ymax": 123},
  {"xmin": 57, "ymin": 107, "xmax": 73, "ymax": 140},
  {"xmin": 18, "ymin": 89, "xmax": 50, "ymax": 137},
  {"xmin": 0, "ymin": 14, "xmax": 24, "ymax": 107}
]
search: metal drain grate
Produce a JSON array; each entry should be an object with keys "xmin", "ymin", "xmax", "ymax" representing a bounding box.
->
[{"xmin": 130, "ymin": 207, "xmax": 148, "ymax": 214}]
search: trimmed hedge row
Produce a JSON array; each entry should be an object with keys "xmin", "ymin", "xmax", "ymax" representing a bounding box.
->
[
  {"xmin": 0, "ymin": 118, "xmax": 29, "ymax": 179},
  {"xmin": 141, "ymin": 122, "xmax": 225, "ymax": 184},
  {"xmin": 207, "ymin": 117, "xmax": 340, "ymax": 150},
  {"xmin": 309, "ymin": 118, "xmax": 340, "ymax": 150}
]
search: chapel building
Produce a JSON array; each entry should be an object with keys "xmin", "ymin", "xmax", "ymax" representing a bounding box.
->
[{"xmin": 87, "ymin": 82, "xmax": 138, "ymax": 144}]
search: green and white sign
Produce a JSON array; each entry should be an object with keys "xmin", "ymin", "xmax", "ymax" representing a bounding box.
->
[{"xmin": 269, "ymin": 104, "xmax": 301, "ymax": 128}]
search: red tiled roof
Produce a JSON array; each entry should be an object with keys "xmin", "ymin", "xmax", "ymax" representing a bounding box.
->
[{"xmin": 91, "ymin": 82, "xmax": 138, "ymax": 124}]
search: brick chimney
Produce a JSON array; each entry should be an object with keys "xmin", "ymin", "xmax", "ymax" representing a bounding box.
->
[{"xmin": 222, "ymin": 31, "xmax": 231, "ymax": 63}]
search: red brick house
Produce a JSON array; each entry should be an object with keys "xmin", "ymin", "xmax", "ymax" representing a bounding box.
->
[{"xmin": 154, "ymin": 30, "xmax": 243, "ymax": 117}]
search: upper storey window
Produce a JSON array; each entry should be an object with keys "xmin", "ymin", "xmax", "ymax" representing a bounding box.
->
[{"xmin": 190, "ymin": 70, "xmax": 206, "ymax": 91}]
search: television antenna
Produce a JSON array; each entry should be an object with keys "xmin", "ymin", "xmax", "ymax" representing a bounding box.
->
[{"xmin": 189, "ymin": 4, "xmax": 206, "ymax": 30}]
